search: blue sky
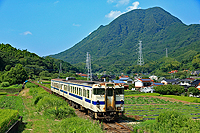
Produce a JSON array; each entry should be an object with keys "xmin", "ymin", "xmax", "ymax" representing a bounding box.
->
[{"xmin": 0, "ymin": 0, "xmax": 199, "ymax": 57}]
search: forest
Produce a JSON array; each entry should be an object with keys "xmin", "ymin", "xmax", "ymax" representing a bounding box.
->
[{"xmin": 0, "ymin": 43, "xmax": 82, "ymax": 85}]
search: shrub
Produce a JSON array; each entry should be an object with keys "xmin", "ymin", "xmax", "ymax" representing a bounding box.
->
[
  {"xmin": 0, "ymin": 109, "xmax": 19, "ymax": 133},
  {"xmin": 1, "ymin": 82, "xmax": 10, "ymax": 87},
  {"xmin": 53, "ymin": 117, "xmax": 103, "ymax": 133}
]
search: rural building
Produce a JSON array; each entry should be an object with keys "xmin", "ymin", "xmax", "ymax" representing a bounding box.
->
[
  {"xmin": 149, "ymin": 75, "xmax": 158, "ymax": 81},
  {"xmin": 119, "ymin": 78, "xmax": 133, "ymax": 84},
  {"xmin": 135, "ymin": 78, "xmax": 154, "ymax": 90},
  {"xmin": 161, "ymin": 79, "xmax": 179, "ymax": 85}
]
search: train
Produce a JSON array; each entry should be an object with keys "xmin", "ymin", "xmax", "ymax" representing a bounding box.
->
[{"xmin": 51, "ymin": 77, "xmax": 124, "ymax": 120}]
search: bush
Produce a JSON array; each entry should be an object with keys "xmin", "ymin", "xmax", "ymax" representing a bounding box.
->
[
  {"xmin": 53, "ymin": 117, "xmax": 103, "ymax": 133},
  {"xmin": 0, "ymin": 109, "xmax": 19, "ymax": 133},
  {"xmin": 1, "ymin": 82, "xmax": 10, "ymax": 87},
  {"xmin": 26, "ymin": 82, "xmax": 39, "ymax": 88}
]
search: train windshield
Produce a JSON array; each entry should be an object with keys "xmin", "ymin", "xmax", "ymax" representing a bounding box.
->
[
  {"xmin": 93, "ymin": 88, "xmax": 105, "ymax": 95},
  {"xmin": 115, "ymin": 88, "xmax": 124, "ymax": 95}
]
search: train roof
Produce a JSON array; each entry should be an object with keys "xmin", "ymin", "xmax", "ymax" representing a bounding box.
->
[
  {"xmin": 51, "ymin": 78, "xmax": 122, "ymax": 87},
  {"xmin": 52, "ymin": 78, "xmax": 103, "ymax": 85}
]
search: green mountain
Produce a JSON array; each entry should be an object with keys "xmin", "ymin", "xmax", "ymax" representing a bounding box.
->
[
  {"xmin": 0, "ymin": 43, "xmax": 81, "ymax": 77},
  {"xmin": 50, "ymin": 7, "xmax": 200, "ymax": 73}
]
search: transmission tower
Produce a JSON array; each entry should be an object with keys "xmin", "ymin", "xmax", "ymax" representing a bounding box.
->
[
  {"xmin": 86, "ymin": 52, "xmax": 92, "ymax": 81},
  {"xmin": 137, "ymin": 41, "xmax": 144, "ymax": 66},
  {"xmin": 58, "ymin": 63, "xmax": 62, "ymax": 78},
  {"xmin": 166, "ymin": 48, "xmax": 168, "ymax": 57}
]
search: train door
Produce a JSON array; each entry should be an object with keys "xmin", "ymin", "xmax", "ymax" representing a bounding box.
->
[{"xmin": 105, "ymin": 84, "xmax": 116, "ymax": 111}]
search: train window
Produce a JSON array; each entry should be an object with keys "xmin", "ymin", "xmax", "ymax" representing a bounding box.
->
[
  {"xmin": 107, "ymin": 89, "xmax": 113, "ymax": 96},
  {"xmin": 73, "ymin": 87, "xmax": 74, "ymax": 93},
  {"xmin": 93, "ymin": 88, "xmax": 105, "ymax": 95},
  {"xmin": 83, "ymin": 89, "xmax": 86, "ymax": 97},
  {"xmin": 115, "ymin": 88, "xmax": 124, "ymax": 95},
  {"xmin": 87, "ymin": 90, "xmax": 89, "ymax": 98},
  {"xmin": 68, "ymin": 85, "xmax": 70, "ymax": 92},
  {"xmin": 55, "ymin": 83, "xmax": 58, "ymax": 88},
  {"xmin": 70, "ymin": 86, "xmax": 72, "ymax": 92},
  {"xmin": 75, "ymin": 87, "xmax": 76, "ymax": 94},
  {"xmin": 64, "ymin": 85, "xmax": 67, "ymax": 91},
  {"xmin": 80, "ymin": 88, "xmax": 82, "ymax": 96}
]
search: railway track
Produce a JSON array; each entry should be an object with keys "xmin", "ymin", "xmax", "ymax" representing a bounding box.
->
[
  {"xmin": 31, "ymin": 81, "xmax": 134, "ymax": 133},
  {"xmin": 103, "ymin": 121, "xmax": 133, "ymax": 133}
]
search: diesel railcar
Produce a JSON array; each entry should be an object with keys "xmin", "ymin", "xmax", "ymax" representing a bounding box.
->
[{"xmin": 51, "ymin": 77, "xmax": 124, "ymax": 120}]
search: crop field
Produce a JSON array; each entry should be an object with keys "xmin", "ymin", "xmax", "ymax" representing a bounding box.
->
[{"xmin": 124, "ymin": 96, "xmax": 200, "ymax": 120}]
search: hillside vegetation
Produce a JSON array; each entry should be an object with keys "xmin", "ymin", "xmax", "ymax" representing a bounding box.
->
[
  {"xmin": 0, "ymin": 43, "xmax": 81, "ymax": 84},
  {"xmin": 50, "ymin": 7, "xmax": 200, "ymax": 74}
]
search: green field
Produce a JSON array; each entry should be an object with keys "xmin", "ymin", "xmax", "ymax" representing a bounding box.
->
[{"xmin": 124, "ymin": 96, "xmax": 200, "ymax": 120}]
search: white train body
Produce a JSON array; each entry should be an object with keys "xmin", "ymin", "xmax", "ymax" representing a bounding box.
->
[{"xmin": 51, "ymin": 78, "xmax": 124, "ymax": 120}]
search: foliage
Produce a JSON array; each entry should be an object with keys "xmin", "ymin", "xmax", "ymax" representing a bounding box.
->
[
  {"xmin": 1, "ymin": 82, "xmax": 10, "ymax": 87},
  {"xmin": 0, "ymin": 43, "xmax": 81, "ymax": 80},
  {"xmin": 188, "ymin": 87, "xmax": 200, "ymax": 96},
  {"xmin": 0, "ymin": 109, "xmax": 19, "ymax": 133},
  {"xmin": 52, "ymin": 117, "xmax": 103, "ymax": 133},
  {"xmin": 154, "ymin": 85, "xmax": 184, "ymax": 95},
  {"xmin": 0, "ymin": 96, "xmax": 24, "ymax": 115},
  {"xmin": 1, "ymin": 64, "xmax": 27, "ymax": 85},
  {"xmin": 28, "ymin": 84, "xmax": 76, "ymax": 120}
]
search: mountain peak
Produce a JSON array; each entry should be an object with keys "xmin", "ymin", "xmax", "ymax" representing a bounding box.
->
[{"xmin": 50, "ymin": 7, "xmax": 199, "ymax": 73}]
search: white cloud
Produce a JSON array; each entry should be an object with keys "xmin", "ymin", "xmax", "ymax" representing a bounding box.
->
[
  {"xmin": 22, "ymin": 31, "xmax": 32, "ymax": 35},
  {"xmin": 116, "ymin": 0, "xmax": 130, "ymax": 7},
  {"xmin": 73, "ymin": 23, "xmax": 81, "ymax": 27},
  {"xmin": 105, "ymin": 1, "xmax": 140, "ymax": 19},
  {"xmin": 54, "ymin": 1, "xmax": 59, "ymax": 4},
  {"xmin": 126, "ymin": 1, "xmax": 140, "ymax": 11},
  {"xmin": 107, "ymin": 0, "xmax": 130, "ymax": 6},
  {"xmin": 105, "ymin": 10, "xmax": 123, "ymax": 19},
  {"xmin": 107, "ymin": 0, "xmax": 115, "ymax": 3}
]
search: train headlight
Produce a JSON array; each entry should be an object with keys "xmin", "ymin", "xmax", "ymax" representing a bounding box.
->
[
  {"xmin": 119, "ymin": 84, "xmax": 122, "ymax": 87},
  {"xmin": 120, "ymin": 100, "xmax": 124, "ymax": 107},
  {"xmin": 98, "ymin": 84, "xmax": 101, "ymax": 87},
  {"xmin": 117, "ymin": 107, "xmax": 121, "ymax": 110}
]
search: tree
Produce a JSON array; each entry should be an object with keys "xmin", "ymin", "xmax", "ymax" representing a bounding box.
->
[
  {"xmin": 188, "ymin": 87, "xmax": 200, "ymax": 96},
  {"xmin": 2, "ymin": 64, "xmax": 28, "ymax": 84},
  {"xmin": 154, "ymin": 85, "xmax": 184, "ymax": 95}
]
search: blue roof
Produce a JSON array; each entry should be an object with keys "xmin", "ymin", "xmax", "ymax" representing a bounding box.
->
[
  {"xmin": 112, "ymin": 80, "xmax": 126, "ymax": 83},
  {"xmin": 155, "ymin": 83, "xmax": 164, "ymax": 85},
  {"xmin": 119, "ymin": 78, "xmax": 130, "ymax": 81}
]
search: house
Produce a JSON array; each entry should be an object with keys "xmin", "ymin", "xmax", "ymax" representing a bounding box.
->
[
  {"xmin": 119, "ymin": 78, "xmax": 133, "ymax": 84},
  {"xmin": 179, "ymin": 78, "xmax": 195, "ymax": 86},
  {"xmin": 191, "ymin": 80, "xmax": 200, "ymax": 88},
  {"xmin": 149, "ymin": 75, "xmax": 158, "ymax": 81},
  {"xmin": 191, "ymin": 71, "xmax": 200, "ymax": 76},
  {"xmin": 100, "ymin": 75, "xmax": 116, "ymax": 82},
  {"xmin": 161, "ymin": 79, "xmax": 179, "ymax": 85},
  {"xmin": 135, "ymin": 78, "xmax": 154, "ymax": 89}
]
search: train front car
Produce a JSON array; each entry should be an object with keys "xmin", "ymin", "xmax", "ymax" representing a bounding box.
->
[{"xmin": 92, "ymin": 83, "xmax": 124, "ymax": 121}]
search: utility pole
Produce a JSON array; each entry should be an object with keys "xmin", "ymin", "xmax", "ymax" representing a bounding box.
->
[
  {"xmin": 86, "ymin": 52, "xmax": 92, "ymax": 81},
  {"xmin": 137, "ymin": 40, "xmax": 144, "ymax": 66}
]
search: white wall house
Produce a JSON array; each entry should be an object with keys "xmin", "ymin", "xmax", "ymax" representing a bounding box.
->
[{"xmin": 135, "ymin": 78, "xmax": 154, "ymax": 89}]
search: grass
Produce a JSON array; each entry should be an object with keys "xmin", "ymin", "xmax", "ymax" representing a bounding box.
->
[
  {"xmin": 162, "ymin": 95, "xmax": 200, "ymax": 103},
  {"xmin": 17, "ymin": 82, "xmax": 103, "ymax": 133},
  {"xmin": 125, "ymin": 92, "xmax": 161, "ymax": 97}
]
